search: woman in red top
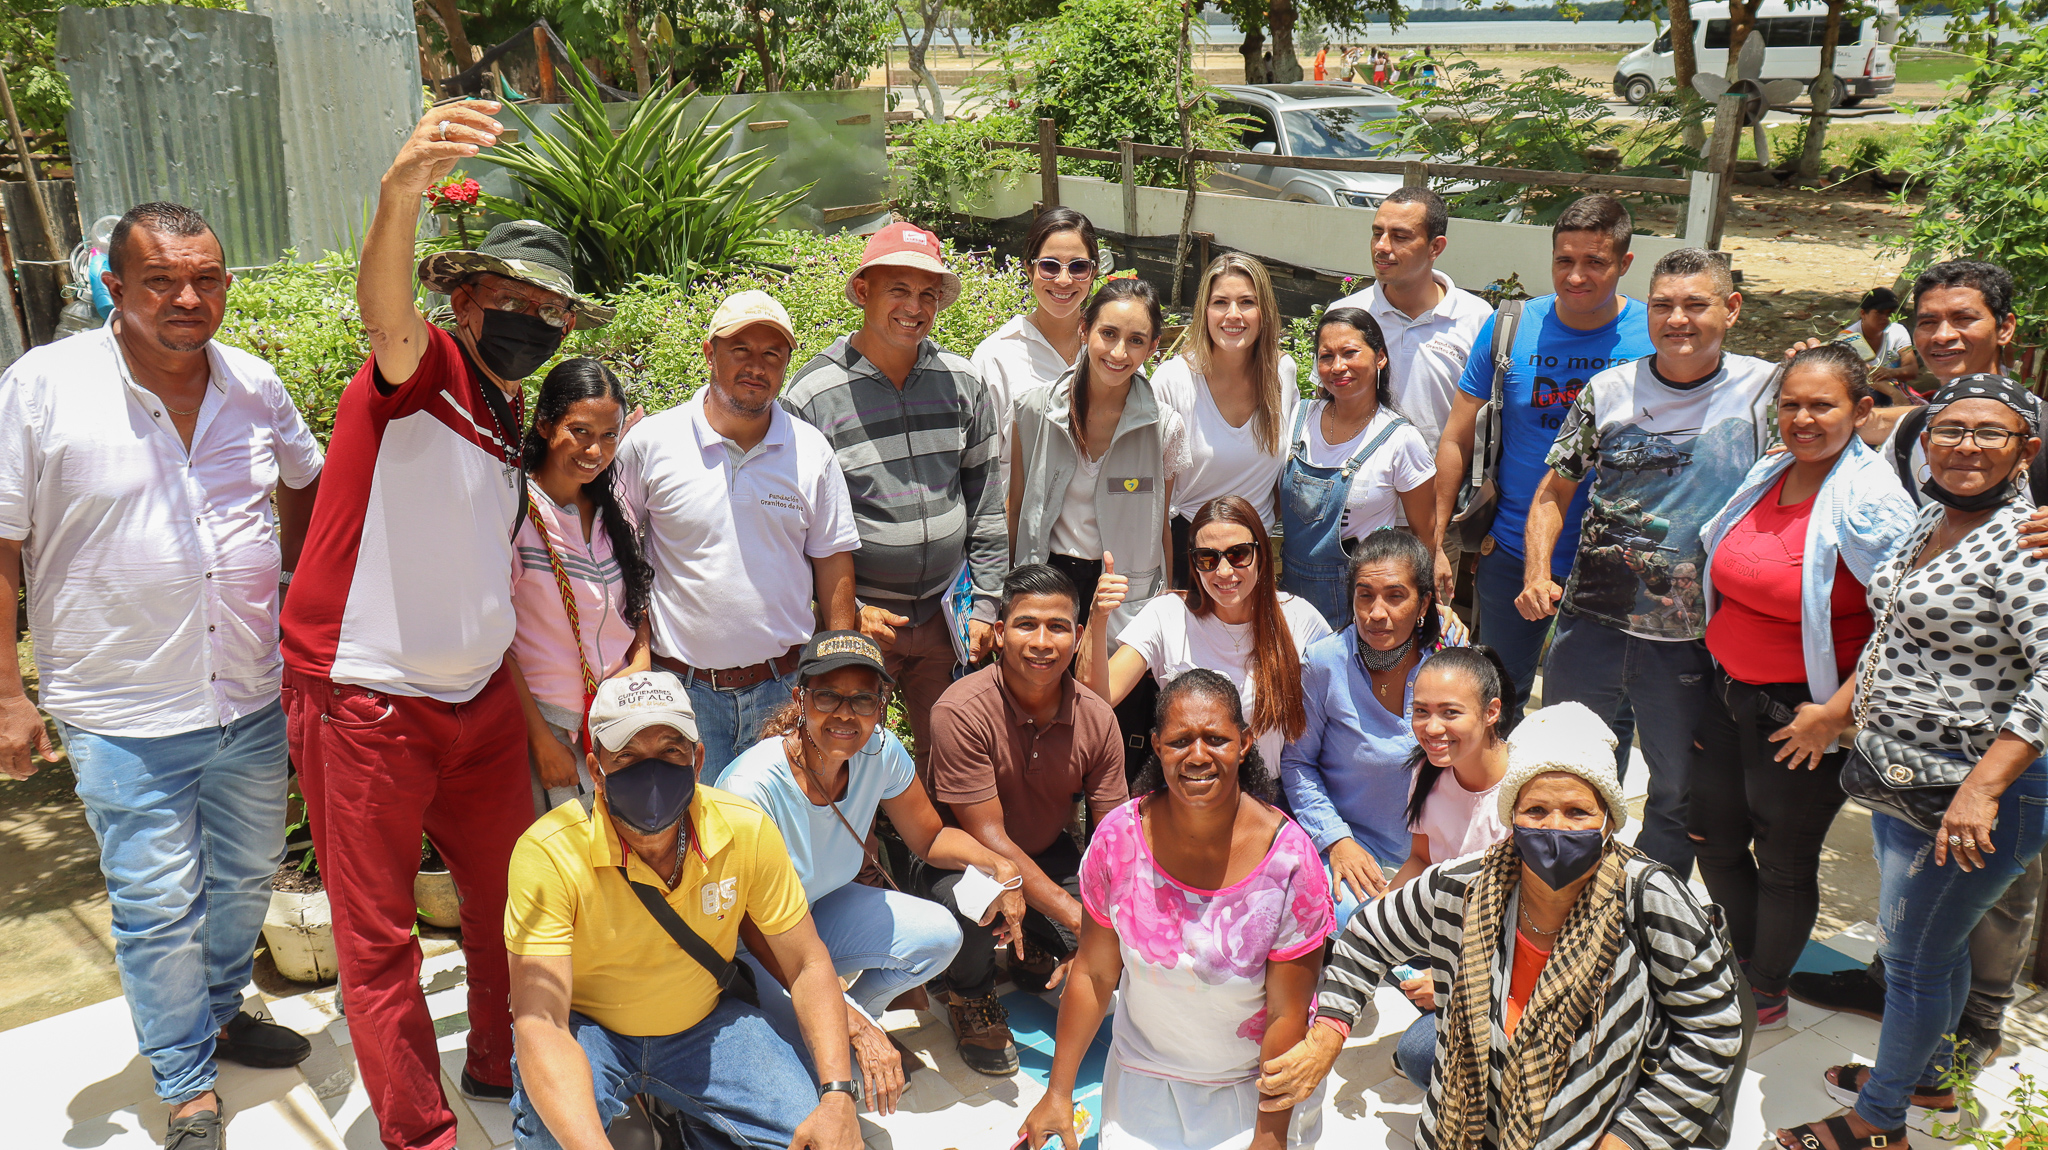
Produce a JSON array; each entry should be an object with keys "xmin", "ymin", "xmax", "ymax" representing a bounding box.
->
[{"xmin": 1691, "ymin": 344, "xmax": 1919, "ymax": 1028}]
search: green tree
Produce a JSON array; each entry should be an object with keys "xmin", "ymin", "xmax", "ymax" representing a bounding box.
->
[
  {"xmin": 1210, "ymin": 0, "xmax": 1406, "ymax": 85},
  {"xmin": 1894, "ymin": 21, "xmax": 2048, "ymax": 334}
]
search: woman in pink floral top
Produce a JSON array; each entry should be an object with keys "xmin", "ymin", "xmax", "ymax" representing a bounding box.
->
[{"xmin": 1023, "ymin": 669, "xmax": 1336, "ymax": 1150}]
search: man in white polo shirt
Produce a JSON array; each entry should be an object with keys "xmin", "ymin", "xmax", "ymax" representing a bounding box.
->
[
  {"xmin": 0, "ymin": 201, "xmax": 322, "ymax": 1150},
  {"xmin": 613, "ymin": 291, "xmax": 859, "ymax": 775},
  {"xmin": 1328, "ymin": 187, "xmax": 1491, "ymax": 452}
]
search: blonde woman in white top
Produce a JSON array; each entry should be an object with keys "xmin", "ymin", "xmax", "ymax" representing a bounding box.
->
[
  {"xmin": 970, "ymin": 207, "xmax": 1100, "ymax": 485},
  {"xmin": 1153, "ymin": 253, "xmax": 1299, "ymax": 587}
]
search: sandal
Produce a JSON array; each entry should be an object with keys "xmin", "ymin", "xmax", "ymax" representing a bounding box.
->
[
  {"xmin": 1821, "ymin": 1063, "xmax": 1960, "ymax": 1135},
  {"xmin": 1777, "ymin": 1114, "xmax": 1909, "ymax": 1150}
]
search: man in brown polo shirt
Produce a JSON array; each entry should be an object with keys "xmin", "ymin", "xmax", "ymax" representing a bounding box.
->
[{"xmin": 913, "ymin": 563, "xmax": 1126, "ymax": 1077}]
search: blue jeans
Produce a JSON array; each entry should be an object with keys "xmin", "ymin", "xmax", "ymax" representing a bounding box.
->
[
  {"xmin": 741, "ymin": 881, "xmax": 961, "ymax": 1072},
  {"xmin": 1395, "ymin": 1011, "xmax": 1437, "ymax": 1088},
  {"xmin": 1857, "ymin": 765, "xmax": 2048, "ymax": 1131},
  {"xmin": 1474, "ymin": 547, "xmax": 1636, "ymax": 766},
  {"xmin": 60, "ymin": 701, "xmax": 290, "ymax": 1104},
  {"xmin": 510, "ymin": 1000, "xmax": 819, "ymax": 1150},
  {"xmin": 692, "ymin": 669, "xmax": 798, "ymax": 782},
  {"xmin": 1543, "ymin": 614, "xmax": 1706, "ymax": 874}
]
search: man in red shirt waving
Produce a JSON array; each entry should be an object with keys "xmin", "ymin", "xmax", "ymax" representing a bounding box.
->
[{"xmin": 281, "ymin": 98, "xmax": 613, "ymax": 1150}]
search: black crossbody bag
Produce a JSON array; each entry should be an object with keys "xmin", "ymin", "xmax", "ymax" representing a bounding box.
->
[{"xmin": 615, "ymin": 868, "xmax": 760, "ymax": 1007}]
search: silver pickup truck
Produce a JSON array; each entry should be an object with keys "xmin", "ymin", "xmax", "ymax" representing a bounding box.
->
[{"xmin": 1207, "ymin": 83, "xmax": 1410, "ymax": 208}]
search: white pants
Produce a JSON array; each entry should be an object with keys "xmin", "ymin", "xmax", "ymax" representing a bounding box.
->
[{"xmin": 1101, "ymin": 1058, "xmax": 1325, "ymax": 1150}]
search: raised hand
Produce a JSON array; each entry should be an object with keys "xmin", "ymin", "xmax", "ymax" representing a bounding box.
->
[
  {"xmin": 385, "ymin": 100, "xmax": 505, "ymax": 200},
  {"xmin": 1091, "ymin": 551, "xmax": 1128, "ymax": 620}
]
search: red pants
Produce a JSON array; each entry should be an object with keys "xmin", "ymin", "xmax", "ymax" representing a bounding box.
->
[{"xmin": 284, "ymin": 664, "xmax": 531, "ymax": 1150}]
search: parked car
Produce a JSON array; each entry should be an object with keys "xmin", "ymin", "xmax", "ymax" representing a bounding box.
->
[
  {"xmin": 1209, "ymin": 83, "xmax": 1409, "ymax": 209},
  {"xmin": 1613, "ymin": 0, "xmax": 1898, "ymax": 107}
]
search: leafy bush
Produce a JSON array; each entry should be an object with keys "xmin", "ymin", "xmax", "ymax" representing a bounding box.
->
[
  {"xmin": 977, "ymin": 0, "xmax": 1240, "ymax": 188},
  {"xmin": 215, "ymin": 231, "xmax": 1033, "ymax": 440},
  {"xmin": 1392, "ymin": 59, "xmax": 1698, "ymax": 224},
  {"xmin": 894, "ymin": 110, "xmax": 1040, "ymax": 230},
  {"xmin": 476, "ymin": 60, "xmax": 811, "ymax": 295},
  {"xmin": 1894, "ymin": 23, "xmax": 2048, "ymax": 333}
]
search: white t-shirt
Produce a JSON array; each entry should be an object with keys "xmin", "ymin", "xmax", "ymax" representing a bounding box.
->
[
  {"xmin": 973, "ymin": 314, "xmax": 1075, "ymax": 490},
  {"xmin": 1153, "ymin": 354, "xmax": 1300, "ymax": 523},
  {"xmin": 1049, "ymin": 403, "xmax": 1190, "ymax": 560},
  {"xmin": 613, "ymin": 394, "xmax": 861, "ymax": 669},
  {"xmin": 1410, "ymin": 766, "xmax": 1509, "ymax": 865},
  {"xmin": 1325, "ymin": 271, "xmax": 1492, "ymax": 451},
  {"xmin": 1116, "ymin": 592, "xmax": 1332, "ymax": 769},
  {"xmin": 1294, "ymin": 401, "xmax": 1437, "ymax": 541}
]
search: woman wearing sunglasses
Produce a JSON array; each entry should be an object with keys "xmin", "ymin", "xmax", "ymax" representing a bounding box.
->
[
  {"xmin": 1154, "ymin": 254, "xmax": 1298, "ymax": 589},
  {"xmin": 719, "ymin": 630, "xmax": 1027, "ymax": 1115},
  {"xmin": 1280, "ymin": 307, "xmax": 1438, "ymax": 628},
  {"xmin": 972, "ymin": 207, "xmax": 1101, "ymax": 486},
  {"xmin": 1083, "ymin": 496, "xmax": 1330, "ymax": 779}
]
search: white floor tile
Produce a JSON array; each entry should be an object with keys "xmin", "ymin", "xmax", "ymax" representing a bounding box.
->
[{"xmin": 1822, "ymin": 923, "xmax": 1881, "ymax": 966}]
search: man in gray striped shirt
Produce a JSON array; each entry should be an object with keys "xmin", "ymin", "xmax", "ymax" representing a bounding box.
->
[{"xmin": 785, "ymin": 223, "xmax": 1006, "ymax": 776}]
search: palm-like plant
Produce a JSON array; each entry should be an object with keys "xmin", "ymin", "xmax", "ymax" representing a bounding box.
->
[{"xmin": 476, "ymin": 58, "xmax": 812, "ymax": 294}]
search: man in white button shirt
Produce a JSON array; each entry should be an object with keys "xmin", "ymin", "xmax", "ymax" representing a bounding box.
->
[
  {"xmin": 1327, "ymin": 187, "xmax": 1492, "ymax": 453},
  {"xmin": 0, "ymin": 202, "xmax": 323, "ymax": 1150},
  {"xmin": 613, "ymin": 290, "xmax": 859, "ymax": 775}
]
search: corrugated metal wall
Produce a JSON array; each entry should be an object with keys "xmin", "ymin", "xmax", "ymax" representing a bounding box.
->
[
  {"xmin": 249, "ymin": 0, "xmax": 421, "ymax": 259},
  {"xmin": 55, "ymin": 6, "xmax": 290, "ymax": 270}
]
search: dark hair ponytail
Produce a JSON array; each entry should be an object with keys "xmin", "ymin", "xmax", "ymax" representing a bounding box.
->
[
  {"xmin": 522, "ymin": 358, "xmax": 653, "ymax": 628},
  {"xmin": 1403, "ymin": 645, "xmax": 1516, "ymax": 830},
  {"xmin": 1071, "ymin": 277, "xmax": 1163, "ymax": 456}
]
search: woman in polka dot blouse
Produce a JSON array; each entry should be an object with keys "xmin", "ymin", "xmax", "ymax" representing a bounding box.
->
[{"xmin": 1774, "ymin": 373, "xmax": 2048, "ymax": 1150}]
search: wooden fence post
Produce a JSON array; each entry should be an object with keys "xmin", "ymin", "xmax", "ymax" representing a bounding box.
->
[
  {"xmin": 1684, "ymin": 169, "xmax": 1722, "ymax": 244},
  {"xmin": 1120, "ymin": 140, "xmax": 1138, "ymax": 237},
  {"xmin": 1401, "ymin": 160, "xmax": 1427, "ymax": 188},
  {"xmin": 1038, "ymin": 118, "xmax": 1060, "ymax": 211}
]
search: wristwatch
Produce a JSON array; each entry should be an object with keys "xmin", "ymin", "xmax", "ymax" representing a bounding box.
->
[{"xmin": 818, "ymin": 1080, "xmax": 862, "ymax": 1103}]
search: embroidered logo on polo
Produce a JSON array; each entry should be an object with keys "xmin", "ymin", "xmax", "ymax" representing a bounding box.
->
[
  {"xmin": 1110, "ymin": 477, "xmax": 1154, "ymax": 494},
  {"xmin": 700, "ymin": 877, "xmax": 738, "ymax": 917}
]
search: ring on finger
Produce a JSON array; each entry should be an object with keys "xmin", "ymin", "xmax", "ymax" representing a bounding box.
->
[
  {"xmin": 1965, "ymin": 839, "xmax": 1978, "ymax": 849},
  {"xmin": 438, "ymin": 120, "xmax": 451, "ymax": 140},
  {"xmin": 1950, "ymin": 834, "xmax": 1964, "ymax": 845}
]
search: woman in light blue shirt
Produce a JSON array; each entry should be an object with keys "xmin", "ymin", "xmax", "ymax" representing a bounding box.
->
[
  {"xmin": 719, "ymin": 630, "xmax": 1025, "ymax": 1109},
  {"xmin": 1282, "ymin": 529, "xmax": 1462, "ymax": 927}
]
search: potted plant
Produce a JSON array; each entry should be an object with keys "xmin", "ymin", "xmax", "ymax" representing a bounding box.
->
[
  {"xmin": 415, "ymin": 835, "xmax": 462, "ymax": 929},
  {"xmin": 263, "ymin": 802, "xmax": 338, "ymax": 984}
]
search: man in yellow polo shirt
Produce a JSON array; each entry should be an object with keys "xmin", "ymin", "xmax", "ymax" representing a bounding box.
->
[{"xmin": 504, "ymin": 671, "xmax": 863, "ymax": 1150}]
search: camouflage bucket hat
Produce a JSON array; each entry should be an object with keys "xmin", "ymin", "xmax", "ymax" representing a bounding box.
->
[{"xmin": 416, "ymin": 220, "xmax": 616, "ymax": 328}]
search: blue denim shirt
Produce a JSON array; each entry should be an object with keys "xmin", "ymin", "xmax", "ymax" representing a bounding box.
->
[
  {"xmin": 1698, "ymin": 436, "xmax": 1919, "ymax": 702},
  {"xmin": 1280, "ymin": 625, "xmax": 1422, "ymax": 862}
]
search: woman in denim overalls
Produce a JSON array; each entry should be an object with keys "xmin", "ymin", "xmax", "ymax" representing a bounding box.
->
[{"xmin": 1280, "ymin": 307, "xmax": 1440, "ymax": 628}]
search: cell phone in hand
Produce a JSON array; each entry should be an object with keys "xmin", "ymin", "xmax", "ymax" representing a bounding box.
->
[{"xmin": 1392, "ymin": 964, "xmax": 1422, "ymax": 983}]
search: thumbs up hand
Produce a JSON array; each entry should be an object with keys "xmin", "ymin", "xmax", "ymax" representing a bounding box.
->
[{"xmin": 1092, "ymin": 551, "xmax": 1129, "ymax": 620}]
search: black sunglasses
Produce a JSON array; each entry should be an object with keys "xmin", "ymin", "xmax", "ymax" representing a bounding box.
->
[
  {"xmin": 1032, "ymin": 257, "xmax": 1097, "ymax": 280},
  {"xmin": 1190, "ymin": 542, "xmax": 1259, "ymax": 572}
]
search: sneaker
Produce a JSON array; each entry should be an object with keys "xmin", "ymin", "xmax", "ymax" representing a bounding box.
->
[
  {"xmin": 944, "ymin": 992, "xmax": 1020, "ymax": 1077},
  {"xmin": 1009, "ymin": 939, "xmax": 1061, "ymax": 995},
  {"xmin": 164, "ymin": 1108, "xmax": 222, "ymax": 1150},
  {"xmin": 1788, "ymin": 967, "xmax": 1885, "ymax": 1020},
  {"xmin": 1956, "ymin": 1017, "xmax": 2005, "ymax": 1072},
  {"xmin": 1754, "ymin": 988, "xmax": 1790, "ymax": 1031},
  {"xmin": 214, "ymin": 1010, "xmax": 312, "ymax": 1069},
  {"xmin": 459, "ymin": 1069, "xmax": 514, "ymax": 1103}
]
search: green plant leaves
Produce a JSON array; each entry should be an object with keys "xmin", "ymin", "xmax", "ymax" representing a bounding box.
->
[{"xmin": 473, "ymin": 56, "xmax": 813, "ymax": 294}]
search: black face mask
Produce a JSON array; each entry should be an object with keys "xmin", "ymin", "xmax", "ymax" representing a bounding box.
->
[
  {"xmin": 473, "ymin": 308, "xmax": 565, "ymax": 381},
  {"xmin": 1921, "ymin": 474, "xmax": 2017, "ymax": 513},
  {"xmin": 603, "ymin": 757, "xmax": 697, "ymax": 836}
]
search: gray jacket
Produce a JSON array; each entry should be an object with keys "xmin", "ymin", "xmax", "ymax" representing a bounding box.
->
[{"xmin": 1011, "ymin": 367, "xmax": 1171, "ymax": 637}]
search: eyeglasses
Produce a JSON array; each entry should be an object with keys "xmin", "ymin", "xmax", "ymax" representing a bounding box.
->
[
  {"xmin": 466, "ymin": 279, "xmax": 572, "ymax": 329},
  {"xmin": 805, "ymin": 687, "xmax": 887, "ymax": 717},
  {"xmin": 1190, "ymin": 542, "xmax": 1259, "ymax": 572},
  {"xmin": 1032, "ymin": 258, "xmax": 1097, "ymax": 281},
  {"xmin": 1928, "ymin": 424, "xmax": 2021, "ymax": 449}
]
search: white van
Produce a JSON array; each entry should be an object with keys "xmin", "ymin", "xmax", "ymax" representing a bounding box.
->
[{"xmin": 1613, "ymin": 0, "xmax": 1898, "ymax": 107}]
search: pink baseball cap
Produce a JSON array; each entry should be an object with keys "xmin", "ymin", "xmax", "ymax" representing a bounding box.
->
[{"xmin": 845, "ymin": 222, "xmax": 962, "ymax": 310}]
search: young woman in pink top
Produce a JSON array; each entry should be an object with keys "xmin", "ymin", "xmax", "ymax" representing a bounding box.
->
[{"xmin": 509, "ymin": 359, "xmax": 652, "ymax": 814}]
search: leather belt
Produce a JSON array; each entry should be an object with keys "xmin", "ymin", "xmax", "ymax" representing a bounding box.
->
[{"xmin": 653, "ymin": 646, "xmax": 802, "ymax": 693}]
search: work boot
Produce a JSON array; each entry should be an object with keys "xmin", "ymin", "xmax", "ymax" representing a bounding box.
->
[
  {"xmin": 1787, "ymin": 966, "xmax": 1885, "ymax": 1020},
  {"xmin": 944, "ymin": 991, "xmax": 1020, "ymax": 1076},
  {"xmin": 1008, "ymin": 939, "xmax": 1061, "ymax": 995},
  {"xmin": 1957, "ymin": 1017, "xmax": 2005, "ymax": 1072}
]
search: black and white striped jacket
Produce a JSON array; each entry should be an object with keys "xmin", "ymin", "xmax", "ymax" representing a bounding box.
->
[{"xmin": 1316, "ymin": 853, "xmax": 1743, "ymax": 1150}]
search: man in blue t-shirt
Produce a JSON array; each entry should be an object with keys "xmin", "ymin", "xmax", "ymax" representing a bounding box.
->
[{"xmin": 1432, "ymin": 195, "xmax": 1655, "ymax": 717}]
